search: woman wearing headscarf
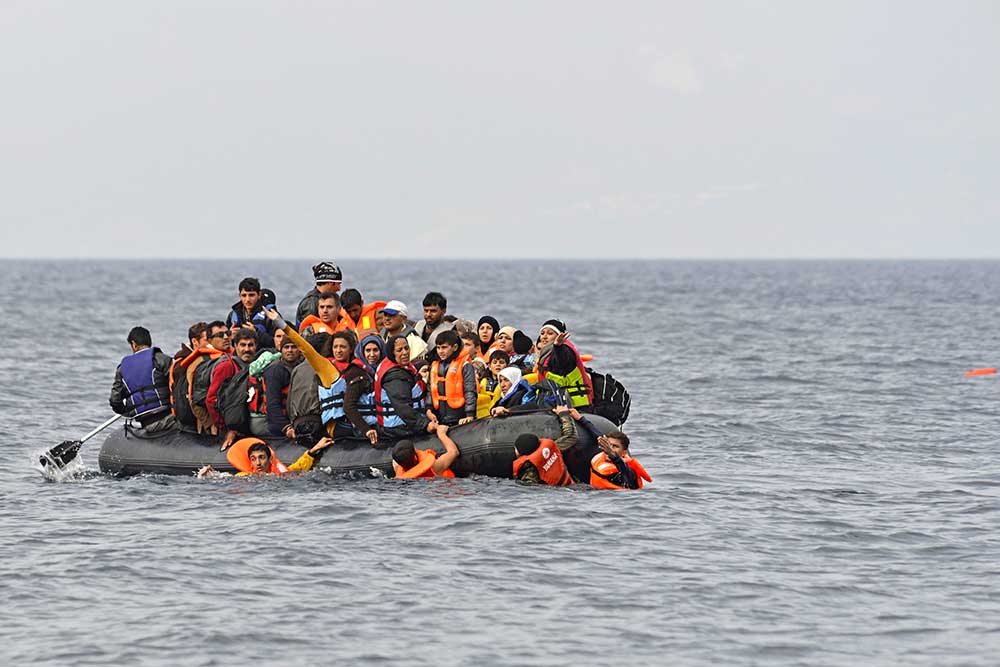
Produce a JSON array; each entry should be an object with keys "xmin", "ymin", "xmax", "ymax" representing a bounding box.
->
[
  {"xmin": 476, "ymin": 315, "xmax": 500, "ymax": 362},
  {"xmin": 342, "ymin": 334, "xmax": 386, "ymax": 444},
  {"xmin": 490, "ymin": 367, "xmax": 534, "ymax": 417},
  {"xmin": 376, "ymin": 334, "xmax": 434, "ymax": 439}
]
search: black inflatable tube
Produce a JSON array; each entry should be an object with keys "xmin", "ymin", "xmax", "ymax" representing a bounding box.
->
[{"xmin": 98, "ymin": 412, "xmax": 613, "ymax": 479}]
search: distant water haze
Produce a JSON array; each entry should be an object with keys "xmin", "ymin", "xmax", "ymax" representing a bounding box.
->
[{"xmin": 2, "ymin": 259, "xmax": 1000, "ymax": 665}]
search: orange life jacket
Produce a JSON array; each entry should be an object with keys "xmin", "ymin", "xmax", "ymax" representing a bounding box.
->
[
  {"xmin": 342, "ymin": 301, "xmax": 386, "ymax": 340},
  {"xmin": 178, "ymin": 347, "xmax": 225, "ymax": 407},
  {"xmin": 430, "ymin": 350, "xmax": 471, "ymax": 410},
  {"xmin": 298, "ymin": 314, "xmax": 350, "ymax": 336},
  {"xmin": 589, "ymin": 452, "xmax": 651, "ymax": 490},
  {"xmin": 226, "ymin": 437, "xmax": 290, "ymax": 474},
  {"xmin": 512, "ymin": 438, "xmax": 573, "ymax": 486},
  {"xmin": 392, "ymin": 448, "xmax": 455, "ymax": 479},
  {"xmin": 476, "ymin": 342, "xmax": 501, "ymax": 363}
]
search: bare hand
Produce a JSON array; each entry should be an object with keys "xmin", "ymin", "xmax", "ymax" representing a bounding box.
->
[
  {"xmin": 426, "ymin": 409, "xmax": 436, "ymax": 421},
  {"xmin": 310, "ymin": 437, "xmax": 334, "ymax": 454},
  {"xmin": 491, "ymin": 406, "xmax": 510, "ymax": 417},
  {"xmin": 568, "ymin": 407, "xmax": 582, "ymax": 421},
  {"xmin": 436, "ymin": 424, "xmax": 450, "ymax": 435},
  {"xmin": 264, "ymin": 308, "xmax": 280, "ymax": 322},
  {"xmin": 365, "ymin": 429, "xmax": 379, "ymax": 445},
  {"xmin": 553, "ymin": 405, "xmax": 570, "ymax": 415},
  {"xmin": 197, "ymin": 465, "xmax": 215, "ymax": 478},
  {"xmin": 458, "ymin": 417, "xmax": 473, "ymax": 425},
  {"xmin": 220, "ymin": 430, "xmax": 237, "ymax": 451},
  {"xmin": 426, "ymin": 420, "xmax": 438, "ymax": 433},
  {"xmin": 283, "ymin": 425, "xmax": 296, "ymax": 440},
  {"xmin": 555, "ymin": 331, "xmax": 571, "ymax": 345}
]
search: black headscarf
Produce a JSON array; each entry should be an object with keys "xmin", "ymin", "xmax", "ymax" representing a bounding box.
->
[{"xmin": 477, "ymin": 315, "xmax": 500, "ymax": 355}]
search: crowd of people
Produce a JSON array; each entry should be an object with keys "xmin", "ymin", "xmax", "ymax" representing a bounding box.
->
[{"xmin": 109, "ymin": 261, "xmax": 647, "ymax": 489}]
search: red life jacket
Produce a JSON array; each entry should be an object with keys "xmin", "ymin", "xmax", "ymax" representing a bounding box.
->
[
  {"xmin": 226, "ymin": 437, "xmax": 290, "ymax": 474},
  {"xmin": 589, "ymin": 452, "xmax": 651, "ymax": 490},
  {"xmin": 373, "ymin": 357, "xmax": 426, "ymax": 427},
  {"xmin": 512, "ymin": 438, "xmax": 573, "ymax": 486},
  {"xmin": 392, "ymin": 449, "xmax": 456, "ymax": 479},
  {"xmin": 430, "ymin": 349, "xmax": 471, "ymax": 410}
]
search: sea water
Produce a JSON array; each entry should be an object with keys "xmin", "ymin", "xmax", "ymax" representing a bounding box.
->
[{"xmin": 2, "ymin": 259, "xmax": 999, "ymax": 666}]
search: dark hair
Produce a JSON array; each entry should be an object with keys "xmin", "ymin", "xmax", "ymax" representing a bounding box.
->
[
  {"xmin": 306, "ymin": 332, "xmax": 333, "ymax": 358},
  {"xmin": 489, "ymin": 350, "xmax": 510, "ymax": 364},
  {"xmin": 318, "ymin": 292, "xmax": 340, "ymax": 306},
  {"xmin": 207, "ymin": 320, "xmax": 227, "ymax": 333},
  {"xmin": 442, "ymin": 314, "xmax": 458, "ymax": 323},
  {"xmin": 341, "ymin": 288, "xmax": 363, "ymax": 309},
  {"xmin": 459, "ymin": 332, "xmax": 478, "ymax": 346},
  {"xmin": 514, "ymin": 433, "xmax": 540, "ymax": 456},
  {"xmin": 422, "ymin": 292, "xmax": 447, "ymax": 310},
  {"xmin": 435, "ymin": 330, "xmax": 461, "ymax": 350},
  {"xmin": 513, "ymin": 331, "xmax": 533, "ymax": 355},
  {"xmin": 331, "ymin": 331, "xmax": 357, "ymax": 357},
  {"xmin": 605, "ymin": 430, "xmax": 630, "ymax": 449},
  {"xmin": 247, "ymin": 442, "xmax": 271, "ymax": 459},
  {"xmin": 187, "ymin": 322, "xmax": 208, "ymax": 343},
  {"xmin": 385, "ymin": 334, "xmax": 409, "ymax": 363},
  {"xmin": 127, "ymin": 326, "xmax": 152, "ymax": 347},
  {"xmin": 392, "ymin": 439, "xmax": 417, "ymax": 467},
  {"xmin": 232, "ymin": 329, "xmax": 258, "ymax": 347},
  {"xmin": 238, "ymin": 277, "xmax": 261, "ymax": 293}
]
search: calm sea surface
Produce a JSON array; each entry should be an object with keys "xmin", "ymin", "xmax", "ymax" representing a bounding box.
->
[{"xmin": 2, "ymin": 259, "xmax": 999, "ymax": 666}]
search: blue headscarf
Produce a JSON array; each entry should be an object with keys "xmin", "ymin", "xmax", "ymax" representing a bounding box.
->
[{"xmin": 355, "ymin": 334, "xmax": 386, "ymax": 376}]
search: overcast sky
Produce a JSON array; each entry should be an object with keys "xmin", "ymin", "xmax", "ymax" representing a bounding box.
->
[{"xmin": 1, "ymin": 1, "xmax": 996, "ymax": 259}]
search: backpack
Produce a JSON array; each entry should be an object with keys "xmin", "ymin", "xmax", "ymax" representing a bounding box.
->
[
  {"xmin": 170, "ymin": 362, "xmax": 197, "ymax": 427},
  {"xmin": 190, "ymin": 356, "xmax": 224, "ymax": 407},
  {"xmin": 588, "ymin": 369, "xmax": 631, "ymax": 426},
  {"xmin": 522, "ymin": 379, "xmax": 571, "ymax": 410},
  {"xmin": 218, "ymin": 366, "xmax": 251, "ymax": 432}
]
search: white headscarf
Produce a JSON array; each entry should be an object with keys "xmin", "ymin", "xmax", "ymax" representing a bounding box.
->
[{"xmin": 498, "ymin": 367, "xmax": 523, "ymax": 401}]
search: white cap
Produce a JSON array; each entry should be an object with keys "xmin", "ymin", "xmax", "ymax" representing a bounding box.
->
[{"xmin": 382, "ymin": 300, "xmax": 408, "ymax": 317}]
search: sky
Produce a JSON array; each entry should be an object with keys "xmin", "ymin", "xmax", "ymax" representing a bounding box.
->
[{"xmin": 0, "ymin": 1, "xmax": 997, "ymax": 259}]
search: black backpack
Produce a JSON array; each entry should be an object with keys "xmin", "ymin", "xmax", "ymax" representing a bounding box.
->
[
  {"xmin": 588, "ymin": 369, "xmax": 631, "ymax": 426},
  {"xmin": 170, "ymin": 362, "xmax": 197, "ymax": 427},
  {"xmin": 218, "ymin": 366, "xmax": 251, "ymax": 432},
  {"xmin": 190, "ymin": 356, "xmax": 220, "ymax": 407}
]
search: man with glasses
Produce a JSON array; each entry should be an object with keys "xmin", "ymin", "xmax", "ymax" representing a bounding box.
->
[{"xmin": 183, "ymin": 321, "xmax": 230, "ymax": 434}]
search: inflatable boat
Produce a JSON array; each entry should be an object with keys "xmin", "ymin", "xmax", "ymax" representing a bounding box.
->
[{"xmin": 98, "ymin": 412, "xmax": 614, "ymax": 479}]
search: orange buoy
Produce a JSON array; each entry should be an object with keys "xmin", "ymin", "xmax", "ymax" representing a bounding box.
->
[{"xmin": 965, "ymin": 368, "xmax": 997, "ymax": 377}]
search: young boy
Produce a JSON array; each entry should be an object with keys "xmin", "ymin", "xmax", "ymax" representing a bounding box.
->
[{"xmin": 426, "ymin": 330, "xmax": 477, "ymax": 426}]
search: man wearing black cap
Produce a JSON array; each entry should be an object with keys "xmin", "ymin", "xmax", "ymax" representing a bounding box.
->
[{"xmin": 295, "ymin": 261, "xmax": 342, "ymax": 328}]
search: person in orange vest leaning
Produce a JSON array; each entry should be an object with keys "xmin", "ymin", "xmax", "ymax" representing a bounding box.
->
[
  {"xmin": 511, "ymin": 405, "xmax": 584, "ymax": 485},
  {"xmin": 391, "ymin": 424, "xmax": 460, "ymax": 479},
  {"xmin": 589, "ymin": 431, "xmax": 652, "ymax": 490}
]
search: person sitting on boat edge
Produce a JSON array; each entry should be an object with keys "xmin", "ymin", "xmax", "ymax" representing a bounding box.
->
[
  {"xmin": 427, "ymin": 330, "xmax": 477, "ymax": 427},
  {"xmin": 197, "ymin": 436, "xmax": 334, "ymax": 478},
  {"xmin": 295, "ymin": 261, "xmax": 342, "ymax": 328},
  {"xmin": 536, "ymin": 319, "xmax": 593, "ymax": 411},
  {"xmin": 489, "ymin": 367, "xmax": 533, "ymax": 417},
  {"xmin": 110, "ymin": 326, "xmax": 176, "ymax": 434},
  {"xmin": 588, "ymin": 430, "xmax": 651, "ymax": 490},
  {"xmin": 511, "ymin": 405, "xmax": 582, "ymax": 486},
  {"xmin": 225, "ymin": 276, "xmax": 276, "ymax": 349},
  {"xmin": 391, "ymin": 424, "xmax": 460, "ymax": 479}
]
